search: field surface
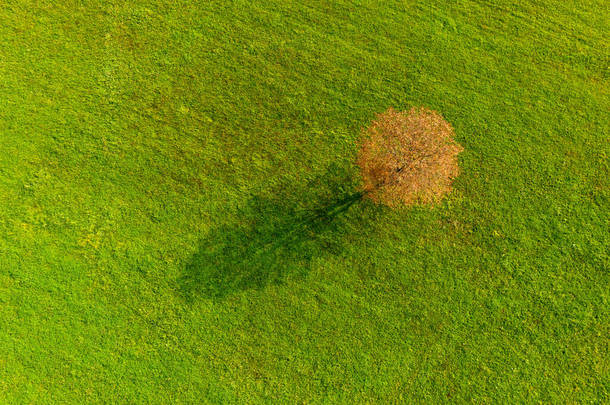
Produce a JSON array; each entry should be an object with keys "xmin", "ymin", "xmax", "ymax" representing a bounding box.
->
[{"xmin": 0, "ymin": 0, "xmax": 608, "ymax": 402}]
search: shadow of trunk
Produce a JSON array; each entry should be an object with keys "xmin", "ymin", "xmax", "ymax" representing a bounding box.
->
[{"xmin": 178, "ymin": 167, "xmax": 367, "ymax": 301}]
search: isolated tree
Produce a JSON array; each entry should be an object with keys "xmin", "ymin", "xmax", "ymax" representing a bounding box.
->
[{"xmin": 357, "ymin": 107, "xmax": 463, "ymax": 206}]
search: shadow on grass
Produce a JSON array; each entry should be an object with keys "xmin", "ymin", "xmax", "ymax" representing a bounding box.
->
[{"xmin": 179, "ymin": 166, "xmax": 368, "ymax": 301}]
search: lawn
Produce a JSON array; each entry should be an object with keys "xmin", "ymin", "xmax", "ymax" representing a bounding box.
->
[{"xmin": 0, "ymin": 0, "xmax": 608, "ymax": 402}]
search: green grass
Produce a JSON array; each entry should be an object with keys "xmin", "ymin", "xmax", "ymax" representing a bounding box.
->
[{"xmin": 1, "ymin": 0, "xmax": 608, "ymax": 402}]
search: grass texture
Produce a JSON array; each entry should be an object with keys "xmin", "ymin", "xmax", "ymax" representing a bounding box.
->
[{"xmin": 0, "ymin": 0, "xmax": 608, "ymax": 402}]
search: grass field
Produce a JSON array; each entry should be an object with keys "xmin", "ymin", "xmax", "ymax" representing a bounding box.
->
[{"xmin": 1, "ymin": 0, "xmax": 608, "ymax": 402}]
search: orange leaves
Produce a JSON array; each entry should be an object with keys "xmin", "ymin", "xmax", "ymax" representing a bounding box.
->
[{"xmin": 357, "ymin": 107, "xmax": 463, "ymax": 206}]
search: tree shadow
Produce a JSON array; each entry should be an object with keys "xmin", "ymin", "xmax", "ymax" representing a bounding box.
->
[{"xmin": 179, "ymin": 165, "xmax": 368, "ymax": 301}]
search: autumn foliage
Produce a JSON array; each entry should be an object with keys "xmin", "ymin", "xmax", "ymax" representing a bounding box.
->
[{"xmin": 357, "ymin": 107, "xmax": 463, "ymax": 206}]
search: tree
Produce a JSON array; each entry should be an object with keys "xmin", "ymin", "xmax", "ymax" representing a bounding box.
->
[{"xmin": 357, "ymin": 107, "xmax": 463, "ymax": 206}]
